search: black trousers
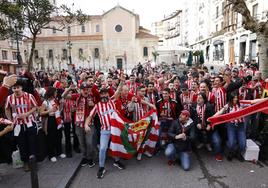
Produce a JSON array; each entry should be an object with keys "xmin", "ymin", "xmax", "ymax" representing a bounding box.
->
[
  {"xmin": 0, "ymin": 132, "xmax": 14, "ymax": 164},
  {"xmin": 47, "ymin": 116, "xmax": 63, "ymax": 158},
  {"xmin": 71, "ymin": 114, "xmax": 79, "ymax": 150},
  {"xmin": 16, "ymin": 123, "xmax": 37, "ymax": 162},
  {"xmin": 64, "ymin": 122, "xmax": 72, "ymax": 155}
]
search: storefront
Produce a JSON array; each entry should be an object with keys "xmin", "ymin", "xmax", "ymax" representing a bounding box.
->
[{"xmin": 213, "ymin": 40, "xmax": 224, "ymax": 61}]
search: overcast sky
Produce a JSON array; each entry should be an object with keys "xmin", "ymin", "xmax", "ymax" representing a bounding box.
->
[{"xmin": 57, "ymin": 0, "xmax": 183, "ymax": 29}]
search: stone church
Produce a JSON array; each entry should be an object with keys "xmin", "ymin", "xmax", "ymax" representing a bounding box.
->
[{"xmin": 27, "ymin": 5, "xmax": 158, "ymax": 71}]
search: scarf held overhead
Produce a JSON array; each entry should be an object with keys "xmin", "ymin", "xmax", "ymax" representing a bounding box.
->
[{"xmin": 208, "ymin": 99, "xmax": 268, "ymax": 127}]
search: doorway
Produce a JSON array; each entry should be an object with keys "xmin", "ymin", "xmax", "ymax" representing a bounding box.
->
[{"xmin": 117, "ymin": 58, "xmax": 123, "ymax": 70}]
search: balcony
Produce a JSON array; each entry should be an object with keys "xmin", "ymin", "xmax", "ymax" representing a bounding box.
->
[
  {"xmin": 212, "ymin": 29, "xmax": 225, "ymax": 37},
  {"xmin": 168, "ymin": 26, "xmax": 176, "ymax": 31}
]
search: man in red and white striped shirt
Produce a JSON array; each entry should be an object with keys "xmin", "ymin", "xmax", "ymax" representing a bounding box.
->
[
  {"xmin": 128, "ymin": 85, "xmax": 156, "ymax": 122},
  {"xmin": 5, "ymin": 83, "xmax": 38, "ymax": 171},
  {"xmin": 126, "ymin": 74, "xmax": 141, "ymax": 95},
  {"xmin": 85, "ymin": 88, "xmax": 125, "ymax": 179},
  {"xmin": 211, "ymin": 76, "xmax": 226, "ymax": 162},
  {"xmin": 212, "ymin": 77, "xmax": 226, "ymax": 112}
]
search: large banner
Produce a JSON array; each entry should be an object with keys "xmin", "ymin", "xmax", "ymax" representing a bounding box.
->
[
  {"xmin": 109, "ymin": 110, "xmax": 159, "ymax": 159},
  {"xmin": 208, "ymin": 99, "xmax": 268, "ymax": 127}
]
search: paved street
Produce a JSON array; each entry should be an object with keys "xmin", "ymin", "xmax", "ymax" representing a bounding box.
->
[
  {"xmin": 70, "ymin": 150, "xmax": 268, "ymax": 188},
  {"xmin": 0, "ymin": 153, "xmax": 81, "ymax": 188}
]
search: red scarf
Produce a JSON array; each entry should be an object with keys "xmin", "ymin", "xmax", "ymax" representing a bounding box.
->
[{"xmin": 197, "ymin": 104, "xmax": 206, "ymax": 128}]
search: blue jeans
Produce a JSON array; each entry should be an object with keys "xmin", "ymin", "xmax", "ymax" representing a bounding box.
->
[
  {"xmin": 99, "ymin": 130, "xmax": 119, "ymax": 168},
  {"xmin": 226, "ymin": 122, "xmax": 246, "ymax": 153},
  {"xmin": 157, "ymin": 120, "xmax": 173, "ymax": 149},
  {"xmin": 99, "ymin": 130, "xmax": 110, "ymax": 168},
  {"xmin": 165, "ymin": 143, "xmax": 191, "ymax": 171},
  {"xmin": 211, "ymin": 129, "xmax": 222, "ymax": 155}
]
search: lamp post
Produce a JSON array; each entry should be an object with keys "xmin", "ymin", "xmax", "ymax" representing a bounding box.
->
[
  {"xmin": 67, "ymin": 40, "xmax": 72, "ymax": 65},
  {"xmin": 14, "ymin": 23, "xmax": 22, "ymax": 66}
]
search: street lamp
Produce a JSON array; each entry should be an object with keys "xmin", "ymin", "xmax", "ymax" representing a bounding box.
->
[
  {"xmin": 67, "ymin": 40, "xmax": 72, "ymax": 65},
  {"xmin": 14, "ymin": 23, "xmax": 23, "ymax": 66}
]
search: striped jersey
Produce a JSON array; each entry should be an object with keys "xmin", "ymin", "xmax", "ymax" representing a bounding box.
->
[
  {"xmin": 5, "ymin": 92, "xmax": 38, "ymax": 125},
  {"xmin": 226, "ymin": 104, "xmax": 244, "ymax": 123},
  {"xmin": 89, "ymin": 99, "xmax": 116, "ymax": 131},
  {"xmin": 213, "ymin": 87, "xmax": 226, "ymax": 112},
  {"xmin": 133, "ymin": 97, "xmax": 150, "ymax": 121}
]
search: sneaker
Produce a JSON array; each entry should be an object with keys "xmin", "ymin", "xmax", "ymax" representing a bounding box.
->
[
  {"xmin": 215, "ymin": 154, "xmax": 223, "ymax": 162},
  {"xmin": 236, "ymin": 153, "xmax": 245, "ymax": 162},
  {"xmin": 144, "ymin": 151, "xmax": 153, "ymax": 158},
  {"xmin": 66, "ymin": 153, "xmax": 72, "ymax": 158},
  {"xmin": 167, "ymin": 160, "xmax": 175, "ymax": 166},
  {"xmin": 74, "ymin": 148, "xmax": 81, "ymax": 153},
  {"xmin": 60, "ymin": 154, "xmax": 66, "ymax": 159},
  {"xmin": 88, "ymin": 159, "xmax": 96, "ymax": 168},
  {"xmin": 50, "ymin": 157, "xmax": 57, "ymax": 162},
  {"xmin": 113, "ymin": 161, "xmax": 125, "ymax": 170},
  {"xmin": 205, "ymin": 144, "xmax": 212, "ymax": 152},
  {"xmin": 137, "ymin": 153, "xmax": 142, "ymax": 161},
  {"xmin": 81, "ymin": 158, "xmax": 88, "ymax": 167},
  {"xmin": 197, "ymin": 143, "xmax": 204, "ymax": 149},
  {"xmin": 227, "ymin": 152, "xmax": 234, "ymax": 161},
  {"xmin": 97, "ymin": 167, "xmax": 106, "ymax": 179}
]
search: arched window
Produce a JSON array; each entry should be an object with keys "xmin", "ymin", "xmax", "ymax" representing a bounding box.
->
[
  {"xmin": 94, "ymin": 48, "xmax": 99, "ymax": 58},
  {"xmin": 62, "ymin": 49, "xmax": 67, "ymax": 60},
  {"xmin": 81, "ymin": 25, "xmax": 85, "ymax": 33},
  {"xmin": 143, "ymin": 47, "xmax": 148, "ymax": 57}
]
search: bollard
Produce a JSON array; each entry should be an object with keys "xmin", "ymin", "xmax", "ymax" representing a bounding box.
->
[{"xmin": 29, "ymin": 155, "xmax": 39, "ymax": 188}]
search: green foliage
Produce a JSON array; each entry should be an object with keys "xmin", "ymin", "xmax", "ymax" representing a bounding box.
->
[
  {"xmin": 186, "ymin": 51, "xmax": 193, "ymax": 67},
  {"xmin": 0, "ymin": 0, "xmax": 88, "ymax": 70},
  {"xmin": 152, "ymin": 51, "xmax": 159, "ymax": 62},
  {"xmin": 199, "ymin": 50, "xmax": 205, "ymax": 64},
  {"xmin": 193, "ymin": 50, "xmax": 201, "ymax": 56}
]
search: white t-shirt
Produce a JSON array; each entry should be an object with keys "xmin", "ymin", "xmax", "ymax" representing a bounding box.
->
[{"xmin": 42, "ymin": 99, "xmax": 57, "ymax": 116}]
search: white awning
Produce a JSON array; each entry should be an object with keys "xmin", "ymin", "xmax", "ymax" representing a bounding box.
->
[{"xmin": 157, "ymin": 46, "xmax": 192, "ymax": 53}]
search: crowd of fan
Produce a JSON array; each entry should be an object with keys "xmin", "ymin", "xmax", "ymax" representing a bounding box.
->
[{"xmin": 0, "ymin": 61, "xmax": 267, "ymax": 179}]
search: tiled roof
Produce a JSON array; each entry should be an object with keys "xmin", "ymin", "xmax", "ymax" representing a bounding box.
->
[{"xmin": 136, "ymin": 31, "xmax": 158, "ymax": 39}]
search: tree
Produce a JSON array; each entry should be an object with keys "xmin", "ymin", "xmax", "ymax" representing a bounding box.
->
[
  {"xmin": 228, "ymin": 0, "xmax": 268, "ymax": 77},
  {"xmin": 186, "ymin": 51, "xmax": 193, "ymax": 67},
  {"xmin": 152, "ymin": 51, "xmax": 159, "ymax": 62},
  {"xmin": 199, "ymin": 50, "xmax": 205, "ymax": 65},
  {"xmin": 0, "ymin": 0, "xmax": 87, "ymax": 70}
]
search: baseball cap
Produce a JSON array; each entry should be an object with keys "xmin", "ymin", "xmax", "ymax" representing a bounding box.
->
[
  {"xmin": 80, "ymin": 82, "xmax": 90, "ymax": 89},
  {"xmin": 181, "ymin": 110, "xmax": 190, "ymax": 117}
]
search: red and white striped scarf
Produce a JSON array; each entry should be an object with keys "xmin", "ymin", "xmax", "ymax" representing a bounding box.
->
[
  {"xmin": 180, "ymin": 93, "xmax": 191, "ymax": 110},
  {"xmin": 197, "ymin": 104, "xmax": 206, "ymax": 128},
  {"xmin": 170, "ymin": 91, "xmax": 176, "ymax": 100},
  {"xmin": 134, "ymin": 100, "xmax": 148, "ymax": 121},
  {"xmin": 63, "ymin": 99, "xmax": 75, "ymax": 123},
  {"xmin": 147, "ymin": 92, "xmax": 155, "ymax": 104}
]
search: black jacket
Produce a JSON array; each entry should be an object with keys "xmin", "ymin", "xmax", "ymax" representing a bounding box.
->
[
  {"xmin": 190, "ymin": 103, "xmax": 215, "ymax": 128},
  {"xmin": 168, "ymin": 118, "xmax": 194, "ymax": 151}
]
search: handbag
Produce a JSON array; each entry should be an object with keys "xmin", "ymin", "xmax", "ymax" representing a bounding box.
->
[{"xmin": 12, "ymin": 149, "xmax": 23, "ymax": 168}]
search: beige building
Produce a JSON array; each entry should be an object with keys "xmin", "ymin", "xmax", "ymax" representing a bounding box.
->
[
  {"xmin": 27, "ymin": 5, "xmax": 158, "ymax": 71},
  {"xmin": 0, "ymin": 13, "xmax": 25, "ymax": 73}
]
